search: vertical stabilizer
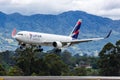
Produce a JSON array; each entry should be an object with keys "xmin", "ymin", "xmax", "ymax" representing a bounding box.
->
[
  {"xmin": 12, "ymin": 28, "xmax": 16, "ymax": 38},
  {"xmin": 69, "ymin": 19, "xmax": 82, "ymax": 39}
]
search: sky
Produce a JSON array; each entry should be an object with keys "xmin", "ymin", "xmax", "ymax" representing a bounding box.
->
[{"xmin": 0, "ymin": 0, "xmax": 120, "ymax": 20}]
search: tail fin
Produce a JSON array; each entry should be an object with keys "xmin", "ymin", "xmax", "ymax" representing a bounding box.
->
[
  {"xmin": 12, "ymin": 28, "xmax": 16, "ymax": 38},
  {"xmin": 69, "ymin": 19, "xmax": 82, "ymax": 39}
]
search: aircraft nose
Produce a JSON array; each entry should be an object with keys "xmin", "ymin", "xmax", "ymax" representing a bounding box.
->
[{"xmin": 13, "ymin": 35, "xmax": 19, "ymax": 40}]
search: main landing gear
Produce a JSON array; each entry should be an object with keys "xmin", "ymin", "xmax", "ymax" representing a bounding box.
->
[
  {"xmin": 34, "ymin": 45, "xmax": 43, "ymax": 52},
  {"xmin": 54, "ymin": 48, "xmax": 61, "ymax": 53},
  {"xmin": 19, "ymin": 43, "xmax": 43, "ymax": 52},
  {"xmin": 19, "ymin": 44, "xmax": 26, "ymax": 49}
]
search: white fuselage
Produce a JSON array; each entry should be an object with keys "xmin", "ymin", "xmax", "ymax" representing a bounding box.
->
[{"xmin": 15, "ymin": 31, "xmax": 72, "ymax": 46}]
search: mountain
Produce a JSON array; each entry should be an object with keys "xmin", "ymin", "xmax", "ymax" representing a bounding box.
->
[{"xmin": 0, "ymin": 11, "xmax": 119, "ymax": 56}]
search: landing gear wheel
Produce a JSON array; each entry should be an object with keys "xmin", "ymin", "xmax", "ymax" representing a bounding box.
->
[
  {"xmin": 39, "ymin": 48, "xmax": 43, "ymax": 52},
  {"xmin": 55, "ymin": 48, "xmax": 61, "ymax": 53},
  {"xmin": 38, "ymin": 45, "xmax": 43, "ymax": 52},
  {"xmin": 34, "ymin": 45, "xmax": 43, "ymax": 52},
  {"xmin": 20, "ymin": 46, "xmax": 23, "ymax": 49},
  {"xmin": 19, "ymin": 44, "xmax": 26, "ymax": 49}
]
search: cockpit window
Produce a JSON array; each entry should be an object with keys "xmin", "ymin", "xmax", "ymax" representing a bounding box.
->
[{"xmin": 17, "ymin": 33, "xmax": 23, "ymax": 35}]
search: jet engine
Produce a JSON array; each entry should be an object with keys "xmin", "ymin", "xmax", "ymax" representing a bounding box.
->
[{"xmin": 52, "ymin": 41, "xmax": 63, "ymax": 48}]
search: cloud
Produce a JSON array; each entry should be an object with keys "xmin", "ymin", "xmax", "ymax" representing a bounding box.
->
[
  {"xmin": 70, "ymin": 0, "xmax": 120, "ymax": 20},
  {"xmin": 0, "ymin": 0, "xmax": 120, "ymax": 20}
]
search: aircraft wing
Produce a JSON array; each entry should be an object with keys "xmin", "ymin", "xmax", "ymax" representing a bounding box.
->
[
  {"xmin": 69, "ymin": 30, "xmax": 112, "ymax": 45},
  {"xmin": 69, "ymin": 38, "xmax": 104, "ymax": 44},
  {"xmin": 42, "ymin": 30, "xmax": 112, "ymax": 46}
]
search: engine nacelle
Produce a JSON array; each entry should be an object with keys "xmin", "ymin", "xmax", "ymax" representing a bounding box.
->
[{"xmin": 52, "ymin": 41, "xmax": 63, "ymax": 48}]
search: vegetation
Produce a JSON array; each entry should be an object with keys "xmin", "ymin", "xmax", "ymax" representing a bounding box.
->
[
  {"xmin": 98, "ymin": 40, "xmax": 120, "ymax": 76},
  {"xmin": 0, "ymin": 40, "xmax": 120, "ymax": 76}
]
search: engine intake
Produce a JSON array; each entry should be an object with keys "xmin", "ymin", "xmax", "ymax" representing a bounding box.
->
[{"xmin": 53, "ymin": 41, "xmax": 62, "ymax": 48}]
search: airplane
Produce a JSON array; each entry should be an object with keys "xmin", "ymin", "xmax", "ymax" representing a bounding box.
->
[{"xmin": 11, "ymin": 19, "xmax": 112, "ymax": 51}]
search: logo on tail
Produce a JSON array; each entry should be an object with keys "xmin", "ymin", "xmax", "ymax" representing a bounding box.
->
[{"xmin": 70, "ymin": 19, "xmax": 82, "ymax": 39}]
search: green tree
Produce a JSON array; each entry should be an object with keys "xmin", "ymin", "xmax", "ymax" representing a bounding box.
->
[
  {"xmin": 7, "ymin": 66, "xmax": 23, "ymax": 76},
  {"xmin": 15, "ymin": 47, "xmax": 44, "ymax": 75},
  {"xmin": 116, "ymin": 40, "xmax": 120, "ymax": 54},
  {"xmin": 72, "ymin": 67, "xmax": 87, "ymax": 76},
  {"xmin": 31, "ymin": 58, "xmax": 49, "ymax": 76},
  {"xmin": 61, "ymin": 50, "xmax": 72, "ymax": 65},
  {"xmin": 98, "ymin": 41, "xmax": 120, "ymax": 76},
  {"xmin": 14, "ymin": 47, "xmax": 69, "ymax": 76},
  {"xmin": 0, "ymin": 64, "xmax": 6, "ymax": 75},
  {"xmin": 44, "ymin": 53, "xmax": 69, "ymax": 75},
  {"xmin": 86, "ymin": 68, "xmax": 99, "ymax": 76}
]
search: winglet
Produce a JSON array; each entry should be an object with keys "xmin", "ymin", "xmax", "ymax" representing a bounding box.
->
[
  {"xmin": 105, "ymin": 30, "xmax": 112, "ymax": 38},
  {"xmin": 12, "ymin": 28, "xmax": 17, "ymax": 38}
]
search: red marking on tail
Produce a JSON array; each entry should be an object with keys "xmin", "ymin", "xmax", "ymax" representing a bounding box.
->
[{"xmin": 71, "ymin": 19, "xmax": 82, "ymax": 39}]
